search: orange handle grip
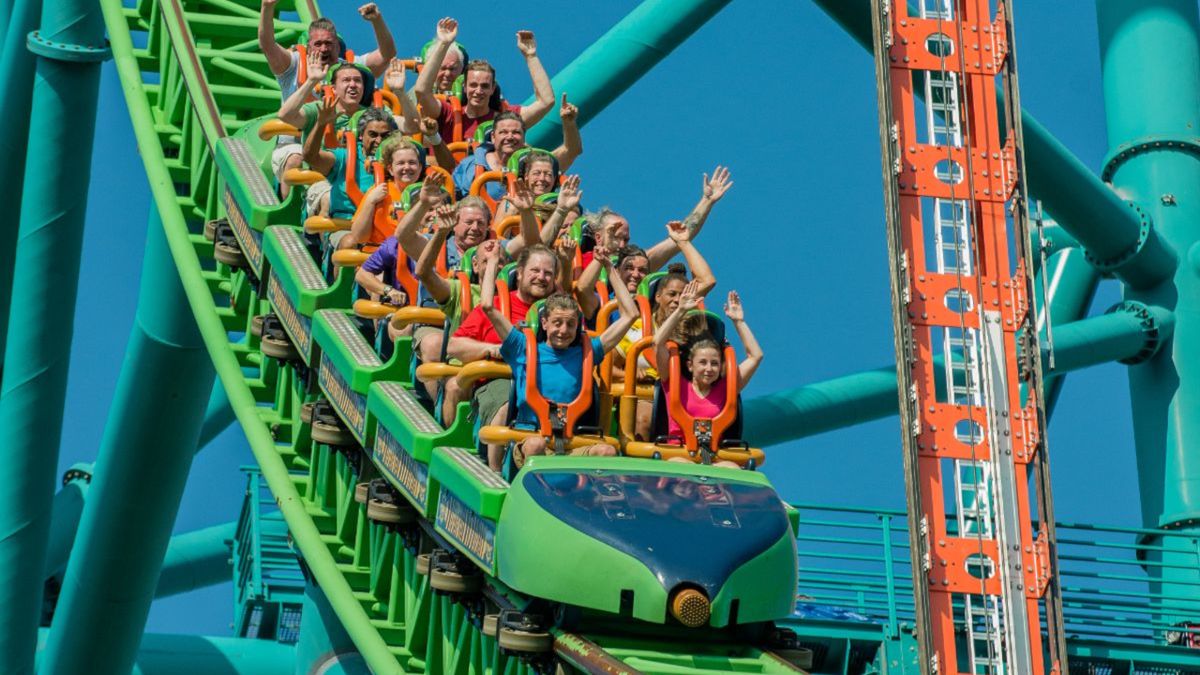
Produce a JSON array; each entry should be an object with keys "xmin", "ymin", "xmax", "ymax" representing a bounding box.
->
[
  {"xmin": 492, "ymin": 214, "xmax": 523, "ymax": 239},
  {"xmin": 303, "ymin": 215, "xmax": 352, "ymax": 233},
  {"xmin": 479, "ymin": 426, "xmax": 617, "ymax": 450},
  {"xmin": 415, "ymin": 362, "xmax": 461, "ymax": 382},
  {"xmin": 388, "ymin": 307, "xmax": 446, "ymax": 329},
  {"xmin": 454, "ymin": 360, "xmax": 512, "ymax": 390},
  {"xmin": 283, "ymin": 169, "xmax": 328, "ymax": 187},
  {"xmin": 331, "ymin": 250, "xmax": 369, "ymax": 268},
  {"xmin": 258, "ymin": 119, "xmax": 301, "ymax": 141},
  {"xmin": 353, "ymin": 298, "xmax": 403, "ymax": 318}
]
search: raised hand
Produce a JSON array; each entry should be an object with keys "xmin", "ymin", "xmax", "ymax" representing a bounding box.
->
[
  {"xmin": 420, "ymin": 117, "xmax": 439, "ymax": 138},
  {"xmin": 516, "ymin": 30, "xmax": 537, "ymax": 57},
  {"xmin": 679, "ymin": 280, "xmax": 702, "ymax": 312},
  {"xmin": 508, "ymin": 178, "xmax": 535, "ymax": 211},
  {"xmin": 261, "ymin": 0, "xmax": 278, "ymax": 8},
  {"xmin": 702, "ymin": 165, "xmax": 733, "ymax": 203},
  {"xmin": 665, "ymin": 219, "xmax": 692, "ymax": 243},
  {"xmin": 384, "ymin": 58, "xmax": 406, "ymax": 91},
  {"xmin": 557, "ymin": 175, "xmax": 582, "ymax": 211},
  {"xmin": 314, "ymin": 96, "xmax": 338, "ymax": 126},
  {"xmin": 436, "ymin": 17, "xmax": 458, "ymax": 44},
  {"xmin": 594, "ymin": 243, "xmax": 614, "ymax": 267},
  {"xmin": 434, "ymin": 203, "xmax": 457, "ymax": 234},
  {"xmin": 723, "ymin": 290, "xmax": 744, "ymax": 322},
  {"xmin": 307, "ymin": 49, "xmax": 330, "ymax": 84},
  {"xmin": 558, "ymin": 92, "xmax": 578, "ymax": 122},
  {"xmin": 364, "ymin": 182, "xmax": 388, "ymax": 205},
  {"xmin": 556, "ymin": 236, "xmax": 578, "ymax": 263},
  {"xmin": 358, "ymin": 3, "xmax": 381, "ymax": 21},
  {"xmin": 420, "ymin": 173, "xmax": 446, "ymax": 206}
]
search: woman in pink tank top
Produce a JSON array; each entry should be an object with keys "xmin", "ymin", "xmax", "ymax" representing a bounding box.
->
[{"xmin": 654, "ymin": 282, "xmax": 764, "ymax": 449}]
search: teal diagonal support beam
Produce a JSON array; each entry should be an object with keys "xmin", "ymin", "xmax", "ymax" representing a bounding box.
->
[
  {"xmin": 0, "ymin": 0, "xmax": 44, "ymax": 374},
  {"xmin": 525, "ymin": 0, "xmax": 732, "ymax": 148},
  {"xmin": 41, "ymin": 211, "xmax": 216, "ymax": 675},
  {"xmin": 36, "ymin": 629, "xmax": 296, "ymax": 675},
  {"xmin": 746, "ymin": 306, "xmax": 1173, "ymax": 447},
  {"xmin": 155, "ymin": 521, "xmax": 235, "ymax": 599},
  {"xmin": 810, "ymin": 0, "xmax": 1176, "ymax": 290},
  {"xmin": 41, "ymin": 465, "xmax": 93, "ymax": 581},
  {"xmin": 198, "ymin": 381, "xmax": 235, "ymax": 449},
  {"xmin": 0, "ymin": 0, "xmax": 107, "ymax": 669}
]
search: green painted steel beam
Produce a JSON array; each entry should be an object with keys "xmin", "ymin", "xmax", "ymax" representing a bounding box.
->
[
  {"xmin": 36, "ymin": 629, "xmax": 296, "ymax": 675},
  {"xmin": 745, "ymin": 308, "xmax": 1171, "ymax": 447},
  {"xmin": 155, "ymin": 521, "xmax": 235, "ymax": 599},
  {"xmin": 525, "ymin": 0, "xmax": 732, "ymax": 148},
  {"xmin": 810, "ymin": 0, "xmax": 1176, "ymax": 290},
  {"xmin": 100, "ymin": 1, "xmax": 404, "ymax": 670},
  {"xmin": 0, "ymin": 0, "xmax": 44, "ymax": 378},
  {"xmin": 1096, "ymin": 0, "xmax": 1200, "ymax": 625},
  {"xmin": 40, "ymin": 212, "xmax": 216, "ymax": 675},
  {"xmin": 0, "ymin": 0, "xmax": 105, "ymax": 668}
]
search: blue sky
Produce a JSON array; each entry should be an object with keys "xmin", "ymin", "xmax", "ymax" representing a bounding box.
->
[{"xmin": 66, "ymin": 1, "xmax": 1136, "ymax": 636}]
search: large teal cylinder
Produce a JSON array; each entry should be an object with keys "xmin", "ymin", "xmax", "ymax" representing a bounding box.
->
[
  {"xmin": 0, "ymin": 0, "xmax": 104, "ymax": 669},
  {"xmin": 1097, "ymin": 0, "xmax": 1200, "ymax": 630},
  {"xmin": 0, "ymin": 0, "xmax": 43, "ymax": 372},
  {"xmin": 36, "ymin": 629, "xmax": 296, "ymax": 675},
  {"xmin": 39, "ymin": 211, "xmax": 217, "ymax": 675},
  {"xmin": 525, "ymin": 0, "xmax": 732, "ymax": 148}
]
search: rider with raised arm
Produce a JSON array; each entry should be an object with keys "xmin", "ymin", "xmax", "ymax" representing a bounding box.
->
[
  {"xmin": 453, "ymin": 95, "xmax": 582, "ymax": 202},
  {"xmin": 442, "ymin": 245, "xmax": 559, "ymax": 465},
  {"xmin": 653, "ymin": 283, "xmax": 763, "ymax": 456},
  {"xmin": 414, "ymin": 18, "xmax": 556, "ymax": 143},
  {"xmin": 301, "ymin": 100, "xmax": 395, "ymax": 226},
  {"xmin": 476, "ymin": 252, "xmax": 637, "ymax": 468},
  {"xmin": 581, "ymin": 167, "xmax": 734, "ymax": 271},
  {"xmin": 260, "ymin": 2, "xmax": 395, "ymax": 195},
  {"xmin": 409, "ymin": 206, "xmax": 511, "ymax": 400}
]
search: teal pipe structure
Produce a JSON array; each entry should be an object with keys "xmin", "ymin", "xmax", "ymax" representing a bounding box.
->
[
  {"xmin": 155, "ymin": 521, "xmax": 235, "ymax": 599},
  {"xmin": 36, "ymin": 629, "xmax": 296, "ymax": 675},
  {"xmin": 810, "ymin": 0, "xmax": 1175, "ymax": 290},
  {"xmin": 1096, "ymin": 0, "xmax": 1200, "ymax": 625},
  {"xmin": 198, "ymin": 382, "xmax": 236, "ymax": 449},
  {"xmin": 1038, "ymin": 247, "xmax": 1102, "ymax": 414},
  {"xmin": 295, "ymin": 583, "xmax": 371, "ymax": 675},
  {"xmin": 525, "ymin": 0, "xmax": 732, "ymax": 148},
  {"xmin": 40, "ymin": 213, "xmax": 217, "ymax": 675},
  {"xmin": 745, "ymin": 308, "xmax": 1171, "ymax": 447},
  {"xmin": 0, "ymin": 0, "xmax": 105, "ymax": 668},
  {"xmin": 41, "ymin": 465, "xmax": 93, "ymax": 580},
  {"xmin": 0, "ymin": 0, "xmax": 43, "ymax": 374}
]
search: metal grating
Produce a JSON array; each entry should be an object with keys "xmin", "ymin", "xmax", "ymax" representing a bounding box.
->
[
  {"xmin": 221, "ymin": 137, "xmax": 279, "ymax": 207},
  {"xmin": 376, "ymin": 382, "xmax": 440, "ymax": 434},
  {"xmin": 440, "ymin": 446, "xmax": 508, "ymax": 489},
  {"xmin": 272, "ymin": 227, "xmax": 326, "ymax": 291},
  {"xmin": 317, "ymin": 310, "xmax": 381, "ymax": 367}
]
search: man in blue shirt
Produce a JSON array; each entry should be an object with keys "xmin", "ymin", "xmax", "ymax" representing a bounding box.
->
[{"xmin": 476, "ymin": 247, "xmax": 637, "ymax": 467}]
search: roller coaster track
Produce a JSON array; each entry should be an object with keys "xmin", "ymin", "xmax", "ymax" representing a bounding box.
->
[{"xmin": 101, "ymin": 0, "xmax": 806, "ymax": 672}]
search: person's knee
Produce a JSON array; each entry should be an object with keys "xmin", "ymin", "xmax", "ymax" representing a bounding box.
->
[
  {"xmin": 522, "ymin": 436, "xmax": 547, "ymax": 457},
  {"xmin": 489, "ymin": 403, "xmax": 509, "ymax": 427},
  {"xmin": 591, "ymin": 443, "xmax": 617, "ymax": 457},
  {"xmin": 419, "ymin": 333, "xmax": 443, "ymax": 363},
  {"xmin": 714, "ymin": 460, "xmax": 740, "ymax": 469}
]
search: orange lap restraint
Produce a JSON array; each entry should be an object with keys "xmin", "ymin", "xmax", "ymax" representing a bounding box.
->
[
  {"xmin": 665, "ymin": 341, "xmax": 739, "ymax": 463},
  {"xmin": 520, "ymin": 327, "xmax": 594, "ymax": 451}
]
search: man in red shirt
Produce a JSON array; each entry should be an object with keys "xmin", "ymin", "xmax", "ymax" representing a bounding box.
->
[
  {"xmin": 441, "ymin": 246, "xmax": 558, "ymax": 455},
  {"xmin": 413, "ymin": 17, "xmax": 555, "ymax": 143}
]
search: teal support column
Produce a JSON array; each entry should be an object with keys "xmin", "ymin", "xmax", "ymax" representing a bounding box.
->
[
  {"xmin": 810, "ymin": 0, "xmax": 1175, "ymax": 290},
  {"xmin": 155, "ymin": 521, "xmax": 235, "ymax": 599},
  {"xmin": 525, "ymin": 0, "xmax": 732, "ymax": 148},
  {"xmin": 41, "ymin": 465, "xmax": 93, "ymax": 580},
  {"xmin": 1037, "ymin": 247, "xmax": 1102, "ymax": 414},
  {"xmin": 40, "ymin": 212, "xmax": 216, "ymax": 675},
  {"xmin": 0, "ymin": 0, "xmax": 44, "ymax": 371},
  {"xmin": 36, "ymin": 629, "xmax": 296, "ymax": 675},
  {"xmin": 295, "ymin": 583, "xmax": 371, "ymax": 675},
  {"xmin": 198, "ymin": 381, "xmax": 235, "ymax": 449},
  {"xmin": 1096, "ymin": 0, "xmax": 1200, "ymax": 626},
  {"xmin": 0, "ymin": 0, "xmax": 106, "ymax": 669},
  {"xmin": 746, "ymin": 308, "xmax": 1171, "ymax": 447}
]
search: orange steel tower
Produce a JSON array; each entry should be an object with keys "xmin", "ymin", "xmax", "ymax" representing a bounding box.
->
[{"xmin": 869, "ymin": 0, "xmax": 1068, "ymax": 672}]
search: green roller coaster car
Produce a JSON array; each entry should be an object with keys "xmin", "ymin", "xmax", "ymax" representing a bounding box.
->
[{"xmin": 494, "ymin": 456, "xmax": 799, "ymax": 628}]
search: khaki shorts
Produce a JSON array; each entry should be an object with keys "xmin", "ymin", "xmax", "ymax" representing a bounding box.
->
[
  {"xmin": 304, "ymin": 179, "xmax": 332, "ymax": 216},
  {"xmin": 473, "ymin": 378, "xmax": 511, "ymax": 427},
  {"xmin": 270, "ymin": 142, "xmax": 302, "ymax": 180}
]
